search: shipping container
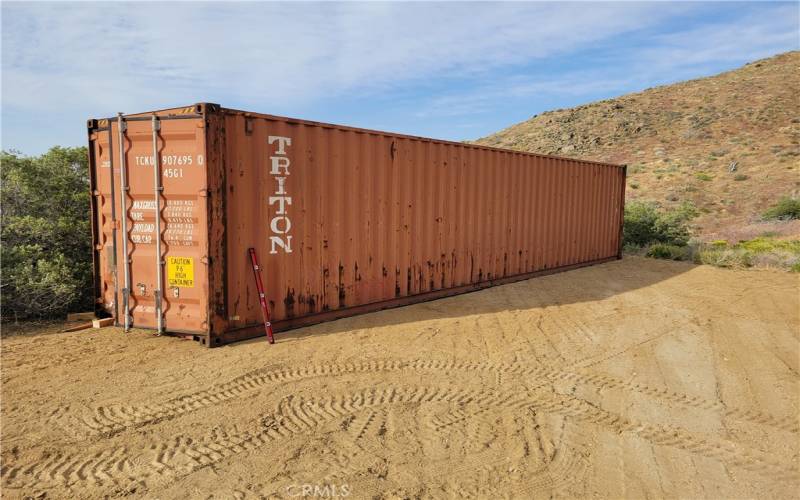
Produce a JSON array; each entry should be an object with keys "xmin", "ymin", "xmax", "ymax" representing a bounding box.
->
[{"xmin": 87, "ymin": 103, "xmax": 626, "ymax": 347}]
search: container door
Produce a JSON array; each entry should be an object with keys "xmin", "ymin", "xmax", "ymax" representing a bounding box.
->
[{"xmin": 112, "ymin": 115, "xmax": 209, "ymax": 333}]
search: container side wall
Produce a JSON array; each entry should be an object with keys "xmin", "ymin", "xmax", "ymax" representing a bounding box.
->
[{"xmin": 222, "ymin": 113, "xmax": 624, "ymax": 341}]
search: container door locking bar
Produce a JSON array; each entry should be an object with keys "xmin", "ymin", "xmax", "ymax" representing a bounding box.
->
[
  {"xmin": 105, "ymin": 122, "xmax": 119, "ymax": 323},
  {"xmin": 248, "ymin": 248, "xmax": 275, "ymax": 344},
  {"xmin": 151, "ymin": 115, "xmax": 165, "ymax": 334},
  {"xmin": 117, "ymin": 113, "xmax": 132, "ymax": 331}
]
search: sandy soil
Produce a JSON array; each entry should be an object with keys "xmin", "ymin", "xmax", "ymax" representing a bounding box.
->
[{"xmin": 1, "ymin": 257, "xmax": 798, "ymax": 499}]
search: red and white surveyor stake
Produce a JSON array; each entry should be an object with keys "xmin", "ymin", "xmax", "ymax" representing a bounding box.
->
[{"xmin": 248, "ymin": 248, "xmax": 275, "ymax": 344}]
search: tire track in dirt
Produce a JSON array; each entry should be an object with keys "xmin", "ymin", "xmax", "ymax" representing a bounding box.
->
[
  {"xmin": 429, "ymin": 414, "xmax": 592, "ymax": 499},
  {"xmin": 0, "ymin": 446, "xmax": 135, "ymax": 491},
  {"xmin": 429, "ymin": 381, "xmax": 551, "ymax": 434},
  {"xmin": 353, "ymin": 409, "xmax": 383, "ymax": 441},
  {"xmin": 2, "ymin": 385, "xmax": 523, "ymax": 492},
  {"xmin": 530, "ymin": 390, "xmax": 799, "ymax": 483},
  {"xmin": 74, "ymin": 354, "xmax": 797, "ymax": 441},
  {"xmin": 459, "ymin": 440, "xmax": 589, "ymax": 499},
  {"xmin": 538, "ymin": 367, "xmax": 800, "ymax": 433},
  {"xmin": 6, "ymin": 383, "xmax": 796, "ymax": 495},
  {"xmin": 314, "ymin": 408, "xmax": 393, "ymax": 486},
  {"xmin": 502, "ymin": 324, "xmax": 798, "ymax": 434},
  {"xmin": 328, "ymin": 401, "xmax": 572, "ymax": 497},
  {"xmin": 77, "ymin": 359, "xmax": 510, "ymax": 437}
]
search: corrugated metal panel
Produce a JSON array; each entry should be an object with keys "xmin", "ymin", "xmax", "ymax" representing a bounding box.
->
[
  {"xmin": 89, "ymin": 103, "xmax": 625, "ymax": 346},
  {"xmin": 218, "ymin": 109, "xmax": 625, "ymax": 344}
]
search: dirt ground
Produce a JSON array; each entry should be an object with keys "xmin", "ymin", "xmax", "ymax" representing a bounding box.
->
[{"xmin": 1, "ymin": 257, "xmax": 798, "ymax": 499}]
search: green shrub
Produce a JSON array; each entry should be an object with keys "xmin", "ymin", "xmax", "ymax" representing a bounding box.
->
[
  {"xmin": 697, "ymin": 247, "xmax": 753, "ymax": 268},
  {"xmin": 623, "ymin": 201, "xmax": 697, "ymax": 248},
  {"xmin": 733, "ymin": 174, "xmax": 749, "ymax": 181},
  {"xmin": 629, "ymin": 182, "xmax": 639, "ymax": 189},
  {"xmin": 622, "ymin": 242, "xmax": 645, "ymax": 255},
  {"xmin": 762, "ymin": 197, "xmax": 800, "ymax": 220},
  {"xmin": 1, "ymin": 147, "xmax": 92, "ymax": 320},
  {"xmin": 695, "ymin": 172, "xmax": 713, "ymax": 181},
  {"xmin": 695, "ymin": 237, "xmax": 800, "ymax": 270},
  {"xmin": 737, "ymin": 237, "xmax": 800, "ymax": 253},
  {"xmin": 645, "ymin": 243, "xmax": 689, "ymax": 260}
]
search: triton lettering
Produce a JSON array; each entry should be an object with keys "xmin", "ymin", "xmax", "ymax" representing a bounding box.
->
[{"xmin": 268, "ymin": 136, "xmax": 293, "ymax": 253}]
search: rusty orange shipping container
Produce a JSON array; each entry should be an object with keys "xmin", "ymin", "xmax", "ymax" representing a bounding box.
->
[{"xmin": 87, "ymin": 103, "xmax": 626, "ymax": 347}]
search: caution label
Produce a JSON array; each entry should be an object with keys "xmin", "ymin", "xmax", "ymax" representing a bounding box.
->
[{"xmin": 167, "ymin": 256, "xmax": 194, "ymax": 288}]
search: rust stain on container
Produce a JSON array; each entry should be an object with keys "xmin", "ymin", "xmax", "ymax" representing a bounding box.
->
[{"xmin": 87, "ymin": 103, "xmax": 626, "ymax": 347}]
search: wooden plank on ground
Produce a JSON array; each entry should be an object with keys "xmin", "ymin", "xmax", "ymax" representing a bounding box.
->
[
  {"xmin": 92, "ymin": 318, "xmax": 114, "ymax": 329},
  {"xmin": 62, "ymin": 322, "xmax": 93, "ymax": 332}
]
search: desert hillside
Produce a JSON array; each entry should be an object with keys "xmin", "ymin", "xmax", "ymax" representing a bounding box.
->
[{"xmin": 475, "ymin": 51, "xmax": 800, "ymax": 240}]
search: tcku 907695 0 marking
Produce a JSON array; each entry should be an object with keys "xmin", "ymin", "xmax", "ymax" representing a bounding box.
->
[{"xmin": 134, "ymin": 154, "xmax": 203, "ymax": 167}]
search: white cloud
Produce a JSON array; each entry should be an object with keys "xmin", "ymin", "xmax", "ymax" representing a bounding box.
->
[
  {"xmin": 1, "ymin": 2, "xmax": 796, "ymax": 152},
  {"xmin": 637, "ymin": 4, "xmax": 799, "ymax": 70},
  {"xmin": 1, "ymin": 2, "xmax": 683, "ymax": 112},
  {"xmin": 413, "ymin": 3, "xmax": 800, "ymax": 119}
]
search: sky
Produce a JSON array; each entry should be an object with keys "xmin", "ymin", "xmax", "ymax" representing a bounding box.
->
[{"xmin": 1, "ymin": 1, "xmax": 798, "ymax": 155}]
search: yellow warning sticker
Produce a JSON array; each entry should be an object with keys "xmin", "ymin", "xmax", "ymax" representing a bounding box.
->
[{"xmin": 167, "ymin": 257, "xmax": 194, "ymax": 288}]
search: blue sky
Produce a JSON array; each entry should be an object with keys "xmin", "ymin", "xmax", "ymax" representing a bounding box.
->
[{"xmin": 2, "ymin": 1, "xmax": 798, "ymax": 154}]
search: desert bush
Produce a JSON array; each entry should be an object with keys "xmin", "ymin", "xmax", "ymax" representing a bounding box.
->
[
  {"xmin": 733, "ymin": 174, "xmax": 749, "ymax": 181},
  {"xmin": 623, "ymin": 200, "xmax": 697, "ymax": 249},
  {"xmin": 762, "ymin": 196, "xmax": 800, "ymax": 220},
  {"xmin": 749, "ymin": 250, "xmax": 800, "ymax": 270},
  {"xmin": 1, "ymin": 147, "xmax": 93, "ymax": 320},
  {"xmin": 695, "ymin": 172, "xmax": 713, "ymax": 181},
  {"xmin": 645, "ymin": 243, "xmax": 690, "ymax": 260},
  {"xmin": 695, "ymin": 237, "xmax": 800, "ymax": 270},
  {"xmin": 737, "ymin": 237, "xmax": 800, "ymax": 253},
  {"xmin": 696, "ymin": 246, "xmax": 753, "ymax": 268}
]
